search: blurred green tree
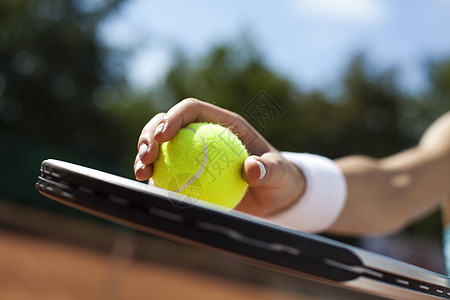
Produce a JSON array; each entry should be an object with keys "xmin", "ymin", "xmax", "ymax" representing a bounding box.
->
[
  {"xmin": 418, "ymin": 58, "xmax": 450, "ymax": 121},
  {"xmin": 0, "ymin": 0, "xmax": 134, "ymax": 211},
  {"xmin": 158, "ymin": 45, "xmax": 415, "ymax": 159},
  {"xmin": 0, "ymin": 0, "xmax": 127, "ymax": 158}
]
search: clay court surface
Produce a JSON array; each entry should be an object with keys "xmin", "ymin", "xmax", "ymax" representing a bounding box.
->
[
  {"xmin": 0, "ymin": 201, "xmax": 417, "ymax": 300},
  {"xmin": 0, "ymin": 201, "xmax": 319, "ymax": 300},
  {"xmin": 0, "ymin": 229, "xmax": 312, "ymax": 300}
]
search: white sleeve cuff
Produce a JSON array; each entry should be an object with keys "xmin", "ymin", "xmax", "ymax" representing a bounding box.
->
[{"xmin": 267, "ymin": 152, "xmax": 347, "ymax": 233}]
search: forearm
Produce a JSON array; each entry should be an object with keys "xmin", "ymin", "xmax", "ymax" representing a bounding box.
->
[
  {"xmin": 330, "ymin": 113, "xmax": 450, "ymax": 235},
  {"xmin": 263, "ymin": 111, "xmax": 450, "ymax": 236},
  {"xmin": 328, "ymin": 112, "xmax": 450, "ymax": 236},
  {"xmin": 330, "ymin": 151, "xmax": 449, "ymax": 235},
  {"xmin": 328, "ymin": 155, "xmax": 402, "ymax": 235},
  {"xmin": 272, "ymin": 113, "xmax": 450, "ymax": 235}
]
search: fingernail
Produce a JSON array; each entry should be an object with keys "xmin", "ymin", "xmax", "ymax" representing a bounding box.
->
[
  {"xmin": 138, "ymin": 143, "xmax": 149, "ymax": 159},
  {"xmin": 134, "ymin": 160, "xmax": 144, "ymax": 174},
  {"xmin": 154, "ymin": 122, "xmax": 165, "ymax": 137},
  {"xmin": 256, "ymin": 160, "xmax": 266, "ymax": 181}
]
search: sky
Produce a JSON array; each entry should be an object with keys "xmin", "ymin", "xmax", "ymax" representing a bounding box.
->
[{"xmin": 98, "ymin": 0, "xmax": 450, "ymax": 94}]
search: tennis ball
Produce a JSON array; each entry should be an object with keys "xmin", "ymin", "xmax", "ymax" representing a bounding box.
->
[{"xmin": 152, "ymin": 122, "xmax": 249, "ymax": 209}]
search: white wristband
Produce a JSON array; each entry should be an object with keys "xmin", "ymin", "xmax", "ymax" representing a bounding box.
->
[{"xmin": 267, "ymin": 152, "xmax": 347, "ymax": 233}]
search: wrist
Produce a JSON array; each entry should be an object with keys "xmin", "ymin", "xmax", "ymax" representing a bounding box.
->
[{"xmin": 268, "ymin": 152, "xmax": 347, "ymax": 233}]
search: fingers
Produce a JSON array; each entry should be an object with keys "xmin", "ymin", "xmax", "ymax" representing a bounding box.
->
[
  {"xmin": 134, "ymin": 153, "xmax": 152, "ymax": 181},
  {"xmin": 243, "ymin": 152, "xmax": 285, "ymax": 187},
  {"xmin": 135, "ymin": 98, "xmax": 273, "ymax": 180},
  {"xmin": 153, "ymin": 98, "xmax": 237, "ymax": 143},
  {"xmin": 243, "ymin": 151, "xmax": 306, "ymax": 198},
  {"xmin": 135, "ymin": 113, "xmax": 166, "ymax": 180},
  {"xmin": 240, "ymin": 152, "xmax": 306, "ymax": 215},
  {"xmin": 153, "ymin": 98, "xmax": 270, "ymax": 153},
  {"xmin": 138, "ymin": 113, "xmax": 165, "ymax": 162},
  {"xmin": 243, "ymin": 156, "xmax": 267, "ymax": 186}
]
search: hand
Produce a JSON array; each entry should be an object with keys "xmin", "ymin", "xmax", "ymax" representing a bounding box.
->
[{"xmin": 134, "ymin": 98, "xmax": 306, "ymax": 217}]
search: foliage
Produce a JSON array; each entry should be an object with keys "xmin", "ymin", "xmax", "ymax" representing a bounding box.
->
[
  {"xmin": 0, "ymin": 0, "xmax": 126, "ymax": 158},
  {"xmin": 0, "ymin": 0, "xmax": 130, "ymax": 210},
  {"xmin": 159, "ymin": 46, "xmax": 427, "ymax": 160}
]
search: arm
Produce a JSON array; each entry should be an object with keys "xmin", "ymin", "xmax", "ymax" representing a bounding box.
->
[
  {"xmin": 135, "ymin": 99, "xmax": 450, "ymax": 236},
  {"xmin": 329, "ymin": 112, "xmax": 450, "ymax": 235}
]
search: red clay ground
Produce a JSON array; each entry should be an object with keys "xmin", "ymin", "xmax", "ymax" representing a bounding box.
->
[
  {"xmin": 0, "ymin": 201, "xmax": 387, "ymax": 300},
  {"xmin": 0, "ymin": 228, "xmax": 309, "ymax": 300}
]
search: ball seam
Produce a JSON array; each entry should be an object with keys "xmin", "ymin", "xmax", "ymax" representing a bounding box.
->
[{"xmin": 173, "ymin": 126, "xmax": 207, "ymax": 192}]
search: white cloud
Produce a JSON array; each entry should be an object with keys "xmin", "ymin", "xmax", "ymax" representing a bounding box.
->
[
  {"xmin": 289, "ymin": 0, "xmax": 388, "ymax": 24},
  {"xmin": 127, "ymin": 47, "xmax": 172, "ymax": 90},
  {"xmin": 98, "ymin": 16, "xmax": 138, "ymax": 49}
]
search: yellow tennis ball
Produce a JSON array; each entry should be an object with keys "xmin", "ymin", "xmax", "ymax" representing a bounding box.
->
[{"xmin": 152, "ymin": 122, "xmax": 249, "ymax": 209}]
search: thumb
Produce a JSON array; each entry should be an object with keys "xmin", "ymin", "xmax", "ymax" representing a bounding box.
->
[{"xmin": 243, "ymin": 153, "xmax": 280, "ymax": 187}]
